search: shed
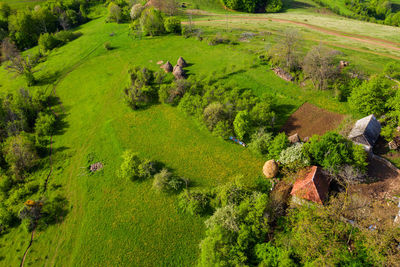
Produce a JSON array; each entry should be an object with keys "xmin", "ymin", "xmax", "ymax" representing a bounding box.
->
[
  {"xmin": 290, "ymin": 166, "xmax": 330, "ymax": 204},
  {"xmin": 348, "ymin": 115, "xmax": 381, "ymax": 149}
]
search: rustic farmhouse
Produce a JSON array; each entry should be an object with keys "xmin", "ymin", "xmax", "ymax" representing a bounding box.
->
[
  {"xmin": 290, "ymin": 166, "xmax": 331, "ymax": 204},
  {"xmin": 348, "ymin": 115, "xmax": 381, "ymax": 150}
]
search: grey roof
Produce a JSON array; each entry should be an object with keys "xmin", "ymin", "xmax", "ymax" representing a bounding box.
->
[{"xmin": 348, "ymin": 115, "xmax": 381, "ymax": 146}]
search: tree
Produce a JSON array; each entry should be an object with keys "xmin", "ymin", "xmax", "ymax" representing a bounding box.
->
[
  {"xmin": 108, "ymin": 3, "xmax": 122, "ymax": 23},
  {"xmin": 5, "ymin": 52, "xmax": 38, "ymax": 86},
  {"xmin": 268, "ymin": 29, "xmax": 301, "ymax": 71},
  {"xmin": 151, "ymin": 0, "xmax": 179, "ymax": 15},
  {"xmin": 38, "ymin": 33, "xmax": 60, "ymax": 53},
  {"xmin": 233, "ymin": 110, "xmax": 251, "ymax": 139},
  {"xmin": 117, "ymin": 150, "xmax": 153, "ymax": 181},
  {"xmin": 303, "ymin": 132, "xmax": 367, "ymax": 173},
  {"xmin": 164, "ymin": 17, "xmax": 181, "ymax": 34},
  {"xmin": 250, "ymin": 101, "xmax": 275, "ymax": 127},
  {"xmin": 248, "ymin": 128, "xmax": 273, "ymax": 155},
  {"xmin": 279, "ymin": 142, "xmax": 310, "ymax": 168},
  {"xmin": 3, "ymin": 134, "xmax": 38, "ymax": 179},
  {"xmin": 32, "ymin": 6, "xmax": 58, "ymax": 34},
  {"xmin": 140, "ymin": 8, "xmax": 165, "ymax": 36},
  {"xmin": 348, "ymin": 75, "xmax": 392, "ymax": 116},
  {"xmin": 0, "ymin": 3, "xmax": 11, "ymax": 19},
  {"xmin": 0, "ymin": 204, "xmax": 12, "ymax": 233},
  {"xmin": 34, "ymin": 112, "xmax": 56, "ymax": 137},
  {"xmin": 130, "ymin": 3, "xmax": 145, "ymax": 20},
  {"xmin": 303, "ymin": 44, "xmax": 341, "ymax": 90},
  {"xmin": 203, "ymin": 102, "xmax": 226, "ymax": 131},
  {"xmin": 152, "ymin": 168, "xmax": 186, "ymax": 192},
  {"xmin": 265, "ymin": 0, "xmax": 283, "ymax": 12},
  {"xmin": 8, "ymin": 10, "xmax": 40, "ymax": 49},
  {"xmin": 1, "ymin": 38, "xmax": 18, "ymax": 62}
]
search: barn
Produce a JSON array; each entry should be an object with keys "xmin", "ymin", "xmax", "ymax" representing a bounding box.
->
[
  {"xmin": 290, "ymin": 166, "xmax": 331, "ymax": 205},
  {"xmin": 348, "ymin": 115, "xmax": 381, "ymax": 150}
]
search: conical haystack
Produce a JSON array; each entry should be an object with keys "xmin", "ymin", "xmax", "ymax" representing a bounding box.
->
[
  {"xmin": 161, "ymin": 61, "xmax": 173, "ymax": 73},
  {"xmin": 173, "ymin": 65, "xmax": 185, "ymax": 79},
  {"xmin": 177, "ymin": 57, "xmax": 187, "ymax": 68}
]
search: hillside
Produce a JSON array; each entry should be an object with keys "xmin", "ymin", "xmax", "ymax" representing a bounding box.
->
[{"xmin": 0, "ymin": 0, "xmax": 399, "ymax": 266}]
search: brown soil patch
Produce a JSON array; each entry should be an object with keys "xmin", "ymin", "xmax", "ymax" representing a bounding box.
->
[
  {"xmin": 281, "ymin": 102, "xmax": 345, "ymax": 140},
  {"xmin": 350, "ymin": 156, "xmax": 400, "ymax": 200}
]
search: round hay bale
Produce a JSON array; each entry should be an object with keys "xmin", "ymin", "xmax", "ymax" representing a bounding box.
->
[
  {"xmin": 161, "ymin": 61, "xmax": 173, "ymax": 73},
  {"xmin": 263, "ymin": 160, "xmax": 278, "ymax": 178},
  {"xmin": 173, "ymin": 65, "xmax": 185, "ymax": 79},
  {"xmin": 177, "ymin": 56, "xmax": 187, "ymax": 67}
]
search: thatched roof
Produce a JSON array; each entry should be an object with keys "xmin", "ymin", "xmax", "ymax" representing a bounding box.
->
[
  {"xmin": 177, "ymin": 57, "xmax": 187, "ymax": 68},
  {"xmin": 173, "ymin": 65, "xmax": 185, "ymax": 79},
  {"xmin": 348, "ymin": 115, "xmax": 381, "ymax": 148},
  {"xmin": 290, "ymin": 166, "xmax": 330, "ymax": 204},
  {"xmin": 161, "ymin": 61, "xmax": 173, "ymax": 73}
]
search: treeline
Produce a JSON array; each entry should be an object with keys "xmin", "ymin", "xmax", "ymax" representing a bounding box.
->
[
  {"xmin": 0, "ymin": 88, "xmax": 67, "ymax": 234},
  {"xmin": 311, "ymin": 0, "xmax": 400, "ymax": 27},
  {"xmin": 221, "ymin": 0, "xmax": 283, "ymax": 13},
  {"xmin": 0, "ymin": 0, "xmax": 96, "ymax": 51}
]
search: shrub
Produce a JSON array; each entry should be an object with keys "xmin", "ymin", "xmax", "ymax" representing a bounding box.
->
[
  {"xmin": 107, "ymin": 2, "xmax": 122, "ymax": 23},
  {"xmin": 53, "ymin": 31, "xmax": 81, "ymax": 43},
  {"xmin": 164, "ymin": 17, "xmax": 181, "ymax": 34},
  {"xmin": 104, "ymin": 42, "xmax": 112, "ymax": 50},
  {"xmin": 0, "ymin": 204, "xmax": 12, "ymax": 232},
  {"xmin": 178, "ymin": 189, "xmax": 213, "ymax": 215},
  {"xmin": 208, "ymin": 33, "xmax": 232, "ymax": 46},
  {"xmin": 117, "ymin": 150, "xmax": 153, "ymax": 181},
  {"xmin": 268, "ymin": 132, "xmax": 289, "ymax": 160},
  {"xmin": 265, "ymin": 0, "xmax": 283, "ymax": 13},
  {"xmin": 124, "ymin": 66, "xmax": 158, "ymax": 109},
  {"xmin": 0, "ymin": 174, "xmax": 13, "ymax": 194},
  {"xmin": 248, "ymin": 129, "xmax": 273, "ymax": 155},
  {"xmin": 279, "ymin": 143, "xmax": 310, "ymax": 169},
  {"xmin": 38, "ymin": 33, "xmax": 60, "ymax": 53},
  {"xmin": 152, "ymin": 168, "xmax": 186, "ymax": 192}
]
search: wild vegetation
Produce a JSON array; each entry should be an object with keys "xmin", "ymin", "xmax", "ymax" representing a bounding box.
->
[{"xmin": 0, "ymin": 0, "xmax": 399, "ymax": 266}]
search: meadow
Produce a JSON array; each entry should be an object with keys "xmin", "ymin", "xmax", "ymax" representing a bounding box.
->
[{"xmin": 0, "ymin": 0, "xmax": 399, "ymax": 266}]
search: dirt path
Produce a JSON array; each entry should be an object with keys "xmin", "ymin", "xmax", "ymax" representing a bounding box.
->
[{"xmin": 184, "ymin": 10, "xmax": 400, "ymax": 54}]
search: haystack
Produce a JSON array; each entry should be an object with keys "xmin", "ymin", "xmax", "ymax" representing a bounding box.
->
[
  {"xmin": 173, "ymin": 65, "xmax": 185, "ymax": 79},
  {"xmin": 161, "ymin": 61, "xmax": 173, "ymax": 73},
  {"xmin": 263, "ymin": 160, "xmax": 279, "ymax": 178},
  {"xmin": 272, "ymin": 67, "xmax": 294, "ymax": 82},
  {"xmin": 177, "ymin": 57, "xmax": 187, "ymax": 67}
]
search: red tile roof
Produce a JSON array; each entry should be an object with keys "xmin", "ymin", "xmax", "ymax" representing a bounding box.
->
[{"xmin": 290, "ymin": 166, "xmax": 331, "ymax": 204}]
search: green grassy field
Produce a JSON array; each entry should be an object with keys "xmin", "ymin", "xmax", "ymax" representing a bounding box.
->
[
  {"xmin": 0, "ymin": 0, "xmax": 399, "ymax": 266},
  {"xmin": 1, "ymin": 0, "xmax": 45, "ymax": 9}
]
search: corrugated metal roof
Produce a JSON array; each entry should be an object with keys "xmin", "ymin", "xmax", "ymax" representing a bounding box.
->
[{"xmin": 348, "ymin": 115, "xmax": 381, "ymax": 146}]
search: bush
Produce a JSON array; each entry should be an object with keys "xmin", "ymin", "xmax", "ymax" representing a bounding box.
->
[
  {"xmin": 268, "ymin": 132, "xmax": 289, "ymax": 160},
  {"xmin": 265, "ymin": 0, "xmax": 283, "ymax": 13},
  {"xmin": 279, "ymin": 143, "xmax": 310, "ymax": 169},
  {"xmin": 124, "ymin": 66, "xmax": 158, "ymax": 109},
  {"xmin": 248, "ymin": 129, "xmax": 273, "ymax": 155},
  {"xmin": 38, "ymin": 33, "xmax": 60, "ymax": 53},
  {"xmin": 104, "ymin": 42, "xmax": 112, "ymax": 50},
  {"xmin": 203, "ymin": 102, "xmax": 226, "ymax": 131},
  {"xmin": 152, "ymin": 168, "xmax": 186, "ymax": 192},
  {"xmin": 178, "ymin": 189, "xmax": 213, "ymax": 215},
  {"xmin": 117, "ymin": 150, "xmax": 154, "ymax": 181},
  {"xmin": 0, "ymin": 174, "xmax": 13, "ymax": 194},
  {"xmin": 164, "ymin": 17, "xmax": 181, "ymax": 34},
  {"xmin": 0, "ymin": 205, "xmax": 12, "ymax": 232},
  {"xmin": 54, "ymin": 31, "xmax": 81, "ymax": 43}
]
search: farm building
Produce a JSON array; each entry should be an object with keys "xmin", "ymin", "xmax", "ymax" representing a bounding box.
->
[
  {"xmin": 290, "ymin": 166, "xmax": 331, "ymax": 204},
  {"xmin": 348, "ymin": 115, "xmax": 381, "ymax": 150}
]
